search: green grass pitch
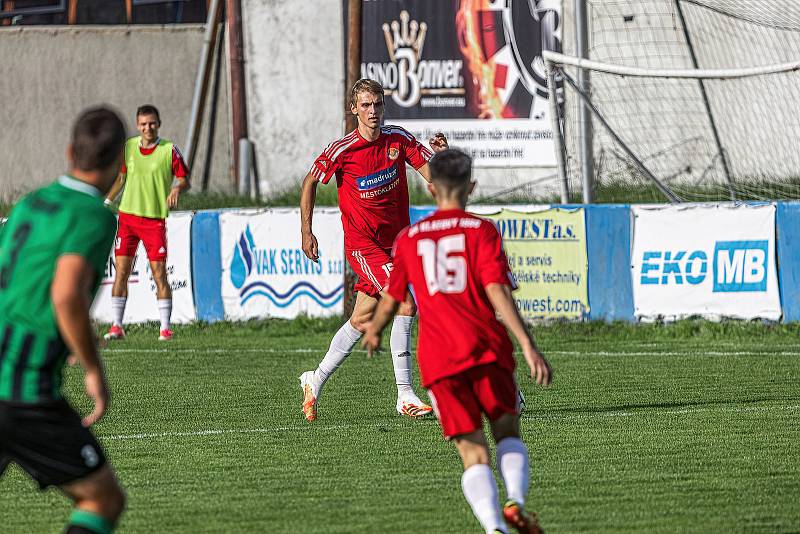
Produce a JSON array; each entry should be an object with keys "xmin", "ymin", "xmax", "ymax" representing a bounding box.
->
[{"xmin": 2, "ymin": 319, "xmax": 799, "ymax": 533}]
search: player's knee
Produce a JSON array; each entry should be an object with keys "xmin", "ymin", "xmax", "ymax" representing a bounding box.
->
[
  {"xmin": 102, "ymin": 483, "xmax": 126, "ymax": 521},
  {"xmin": 151, "ymin": 271, "xmax": 170, "ymax": 292},
  {"xmin": 397, "ymin": 300, "xmax": 417, "ymax": 317},
  {"xmin": 73, "ymin": 480, "xmax": 125, "ymax": 523},
  {"xmin": 113, "ymin": 264, "xmax": 132, "ymax": 280},
  {"xmin": 490, "ymin": 414, "xmax": 521, "ymax": 443},
  {"xmin": 348, "ymin": 316, "xmax": 368, "ymax": 333},
  {"xmin": 455, "ymin": 434, "xmax": 491, "ymax": 468},
  {"xmin": 108, "ymin": 486, "xmax": 128, "ymax": 521},
  {"xmin": 493, "ymin": 426, "xmax": 521, "ymax": 443},
  {"xmin": 152, "ymin": 268, "xmax": 167, "ymax": 284},
  {"xmin": 460, "ymin": 446, "xmax": 490, "ymax": 469},
  {"xmin": 349, "ymin": 308, "xmax": 373, "ymax": 332},
  {"xmin": 154, "ymin": 278, "xmax": 170, "ymax": 293},
  {"xmin": 113, "ymin": 485, "xmax": 127, "ymax": 520}
]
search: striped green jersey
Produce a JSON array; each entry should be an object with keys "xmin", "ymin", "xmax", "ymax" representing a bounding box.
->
[{"xmin": 0, "ymin": 176, "xmax": 116, "ymax": 403}]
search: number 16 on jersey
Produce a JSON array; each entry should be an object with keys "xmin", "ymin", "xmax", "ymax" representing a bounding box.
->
[{"xmin": 417, "ymin": 234, "xmax": 467, "ymax": 296}]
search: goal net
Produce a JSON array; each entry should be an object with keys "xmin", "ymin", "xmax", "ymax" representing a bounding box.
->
[{"xmin": 550, "ymin": 0, "xmax": 800, "ymax": 203}]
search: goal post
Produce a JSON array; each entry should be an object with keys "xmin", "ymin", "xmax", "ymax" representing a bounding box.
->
[
  {"xmin": 544, "ymin": 51, "xmax": 800, "ymax": 81},
  {"xmin": 544, "ymin": 50, "xmax": 800, "ymax": 203},
  {"xmin": 543, "ymin": 51, "xmax": 800, "ymax": 202},
  {"xmin": 542, "ymin": 0, "xmax": 800, "ymax": 204}
]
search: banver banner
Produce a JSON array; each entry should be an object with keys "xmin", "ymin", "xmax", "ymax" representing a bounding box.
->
[
  {"xmin": 361, "ymin": 0, "xmax": 562, "ymax": 167},
  {"xmin": 631, "ymin": 204, "xmax": 781, "ymax": 320},
  {"xmin": 484, "ymin": 208, "xmax": 588, "ymax": 320},
  {"xmin": 220, "ymin": 209, "xmax": 344, "ymax": 320},
  {"xmin": 91, "ymin": 212, "xmax": 195, "ymax": 324}
]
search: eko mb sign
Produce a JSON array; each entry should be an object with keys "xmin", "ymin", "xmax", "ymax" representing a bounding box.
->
[{"xmin": 631, "ymin": 205, "xmax": 780, "ymax": 320}]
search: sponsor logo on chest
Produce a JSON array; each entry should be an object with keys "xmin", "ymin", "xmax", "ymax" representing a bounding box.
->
[{"xmin": 357, "ymin": 163, "xmax": 399, "ymax": 193}]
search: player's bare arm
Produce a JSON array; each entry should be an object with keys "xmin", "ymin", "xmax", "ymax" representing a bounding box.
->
[
  {"xmin": 167, "ymin": 177, "xmax": 189, "ymax": 209},
  {"xmin": 417, "ymin": 133, "xmax": 450, "ymax": 182},
  {"xmin": 362, "ymin": 292, "xmax": 401, "ymax": 357},
  {"xmin": 52, "ymin": 255, "xmax": 110, "ymax": 426},
  {"xmin": 300, "ymin": 170, "xmax": 320, "ymax": 262},
  {"xmin": 104, "ymin": 172, "xmax": 126, "ymax": 205},
  {"xmin": 485, "ymin": 283, "xmax": 552, "ymax": 385}
]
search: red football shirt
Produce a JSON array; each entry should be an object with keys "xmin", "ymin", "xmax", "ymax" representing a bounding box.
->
[
  {"xmin": 387, "ymin": 209, "xmax": 517, "ymax": 387},
  {"xmin": 310, "ymin": 126, "xmax": 433, "ymax": 250}
]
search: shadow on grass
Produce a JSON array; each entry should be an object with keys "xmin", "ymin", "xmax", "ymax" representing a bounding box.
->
[{"xmin": 542, "ymin": 396, "xmax": 798, "ymax": 416}]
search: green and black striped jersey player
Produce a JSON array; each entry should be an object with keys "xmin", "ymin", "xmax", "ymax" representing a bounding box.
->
[
  {"xmin": 0, "ymin": 176, "xmax": 115, "ymax": 402},
  {"xmin": 0, "ymin": 106, "xmax": 128, "ymax": 534}
]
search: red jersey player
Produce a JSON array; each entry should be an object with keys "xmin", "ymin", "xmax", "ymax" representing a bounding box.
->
[
  {"xmin": 363, "ymin": 149, "xmax": 552, "ymax": 534},
  {"xmin": 103, "ymin": 105, "xmax": 190, "ymax": 342},
  {"xmin": 298, "ymin": 79, "xmax": 448, "ymax": 422}
]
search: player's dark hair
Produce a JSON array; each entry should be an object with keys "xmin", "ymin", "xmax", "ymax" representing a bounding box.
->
[
  {"xmin": 428, "ymin": 148, "xmax": 472, "ymax": 192},
  {"xmin": 136, "ymin": 104, "xmax": 161, "ymax": 124},
  {"xmin": 71, "ymin": 106, "xmax": 127, "ymax": 171},
  {"xmin": 350, "ymin": 78, "xmax": 384, "ymax": 108}
]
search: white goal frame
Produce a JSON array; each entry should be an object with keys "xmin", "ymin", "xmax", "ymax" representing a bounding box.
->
[{"xmin": 543, "ymin": 50, "xmax": 800, "ymax": 203}]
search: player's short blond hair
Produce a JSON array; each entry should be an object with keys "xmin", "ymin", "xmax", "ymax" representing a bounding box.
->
[{"xmin": 349, "ymin": 78, "xmax": 384, "ymax": 108}]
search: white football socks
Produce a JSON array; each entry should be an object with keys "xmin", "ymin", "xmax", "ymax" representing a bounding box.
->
[
  {"xmin": 157, "ymin": 299, "xmax": 172, "ymax": 331},
  {"xmin": 313, "ymin": 321, "xmax": 362, "ymax": 396},
  {"xmin": 461, "ymin": 464, "xmax": 507, "ymax": 534},
  {"xmin": 111, "ymin": 297, "xmax": 126, "ymax": 327},
  {"xmin": 497, "ymin": 437, "xmax": 530, "ymax": 506},
  {"xmin": 390, "ymin": 315, "xmax": 414, "ymax": 396}
]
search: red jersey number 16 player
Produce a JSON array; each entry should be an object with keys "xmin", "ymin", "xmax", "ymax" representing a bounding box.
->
[
  {"xmin": 298, "ymin": 79, "xmax": 448, "ymax": 422},
  {"xmin": 363, "ymin": 149, "xmax": 552, "ymax": 534}
]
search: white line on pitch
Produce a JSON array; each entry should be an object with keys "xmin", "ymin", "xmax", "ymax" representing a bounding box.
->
[
  {"xmin": 101, "ymin": 422, "xmax": 411, "ymax": 441},
  {"xmin": 104, "ymin": 348, "xmax": 321, "ymax": 353},
  {"xmin": 549, "ymin": 350, "xmax": 800, "ymax": 356},
  {"xmin": 103, "ymin": 348, "xmax": 800, "ymax": 356},
  {"xmin": 101, "ymin": 405, "xmax": 800, "ymax": 441},
  {"xmin": 552, "ymin": 404, "xmax": 800, "ymax": 419}
]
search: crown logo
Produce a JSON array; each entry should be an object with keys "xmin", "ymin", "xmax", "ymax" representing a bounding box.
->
[{"xmin": 382, "ymin": 10, "xmax": 427, "ymax": 63}]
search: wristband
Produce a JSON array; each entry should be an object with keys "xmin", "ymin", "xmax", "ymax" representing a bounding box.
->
[{"xmin": 104, "ymin": 198, "xmax": 112, "ymax": 206}]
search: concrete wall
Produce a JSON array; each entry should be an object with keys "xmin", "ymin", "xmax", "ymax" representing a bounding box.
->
[
  {"xmin": 0, "ymin": 25, "xmax": 232, "ymax": 201},
  {"xmin": 242, "ymin": 0, "xmax": 345, "ymax": 198}
]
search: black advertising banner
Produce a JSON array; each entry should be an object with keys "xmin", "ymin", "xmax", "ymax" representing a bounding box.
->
[{"xmin": 361, "ymin": 0, "xmax": 562, "ymax": 167}]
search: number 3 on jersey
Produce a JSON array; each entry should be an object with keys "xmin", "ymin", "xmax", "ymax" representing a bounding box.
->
[
  {"xmin": 417, "ymin": 234, "xmax": 467, "ymax": 295},
  {"xmin": 0, "ymin": 222, "xmax": 32, "ymax": 289}
]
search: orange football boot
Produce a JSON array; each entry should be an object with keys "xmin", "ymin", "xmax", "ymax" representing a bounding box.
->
[{"xmin": 503, "ymin": 501, "xmax": 543, "ymax": 534}]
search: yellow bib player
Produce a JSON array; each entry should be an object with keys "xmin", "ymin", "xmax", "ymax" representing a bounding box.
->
[{"xmin": 104, "ymin": 105, "xmax": 190, "ymax": 342}]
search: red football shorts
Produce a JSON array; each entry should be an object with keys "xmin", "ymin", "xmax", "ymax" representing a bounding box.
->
[
  {"xmin": 115, "ymin": 212, "xmax": 168, "ymax": 262},
  {"xmin": 427, "ymin": 364, "xmax": 520, "ymax": 440},
  {"xmin": 347, "ymin": 245, "xmax": 393, "ymax": 298}
]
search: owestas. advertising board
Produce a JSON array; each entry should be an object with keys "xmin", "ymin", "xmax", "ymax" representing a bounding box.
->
[
  {"xmin": 631, "ymin": 205, "xmax": 781, "ymax": 321},
  {"xmin": 91, "ymin": 212, "xmax": 194, "ymax": 323},
  {"xmin": 484, "ymin": 208, "xmax": 588, "ymax": 320},
  {"xmin": 361, "ymin": 0, "xmax": 561, "ymax": 167},
  {"xmin": 220, "ymin": 209, "xmax": 344, "ymax": 319}
]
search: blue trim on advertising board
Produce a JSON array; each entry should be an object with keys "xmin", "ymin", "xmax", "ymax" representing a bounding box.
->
[
  {"xmin": 776, "ymin": 202, "xmax": 800, "ymax": 322},
  {"xmin": 409, "ymin": 206, "xmax": 435, "ymax": 225},
  {"xmin": 192, "ymin": 211, "xmax": 224, "ymax": 322},
  {"xmin": 585, "ymin": 205, "xmax": 635, "ymax": 322}
]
